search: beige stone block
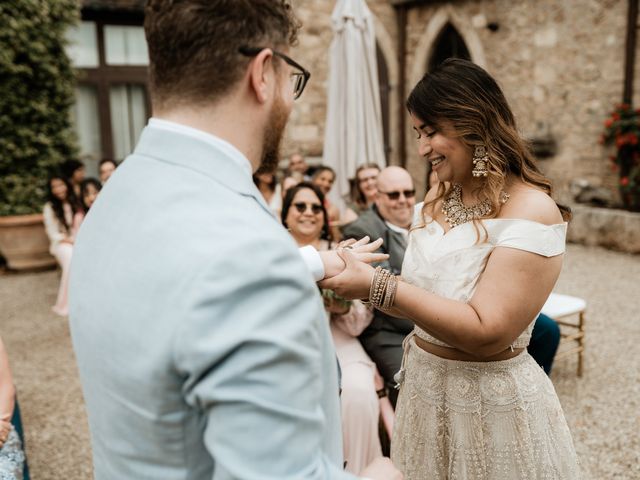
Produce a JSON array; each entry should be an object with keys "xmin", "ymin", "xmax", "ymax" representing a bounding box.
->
[
  {"xmin": 290, "ymin": 125, "xmax": 320, "ymax": 143},
  {"xmin": 534, "ymin": 64, "xmax": 556, "ymax": 85},
  {"xmin": 534, "ymin": 28, "xmax": 558, "ymax": 47},
  {"xmin": 567, "ymin": 205, "xmax": 640, "ymax": 254}
]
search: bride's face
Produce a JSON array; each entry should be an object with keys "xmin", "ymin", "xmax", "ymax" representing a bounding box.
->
[
  {"xmin": 410, "ymin": 114, "xmax": 473, "ymax": 185},
  {"xmin": 286, "ymin": 188, "xmax": 325, "ymax": 240}
]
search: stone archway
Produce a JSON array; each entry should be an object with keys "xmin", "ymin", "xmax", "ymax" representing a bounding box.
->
[
  {"xmin": 372, "ymin": 14, "xmax": 400, "ymax": 166},
  {"xmin": 406, "ymin": 5, "xmax": 487, "ymax": 195},
  {"xmin": 409, "ymin": 5, "xmax": 487, "ymax": 88}
]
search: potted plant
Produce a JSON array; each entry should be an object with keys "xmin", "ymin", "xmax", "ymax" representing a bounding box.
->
[
  {"xmin": 601, "ymin": 103, "xmax": 640, "ymax": 211},
  {"xmin": 0, "ymin": 0, "xmax": 79, "ymax": 270}
]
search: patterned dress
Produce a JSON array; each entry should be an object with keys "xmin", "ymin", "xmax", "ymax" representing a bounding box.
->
[{"xmin": 391, "ymin": 206, "xmax": 581, "ymax": 479}]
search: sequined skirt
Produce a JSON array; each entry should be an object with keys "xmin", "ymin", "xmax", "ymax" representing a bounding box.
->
[{"xmin": 391, "ymin": 339, "xmax": 581, "ymax": 479}]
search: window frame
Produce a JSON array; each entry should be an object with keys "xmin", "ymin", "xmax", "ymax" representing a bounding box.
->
[{"xmin": 75, "ymin": 9, "xmax": 151, "ymax": 163}]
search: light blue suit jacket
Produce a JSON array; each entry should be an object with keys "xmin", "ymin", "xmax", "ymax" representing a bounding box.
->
[{"xmin": 69, "ymin": 125, "xmax": 356, "ymax": 479}]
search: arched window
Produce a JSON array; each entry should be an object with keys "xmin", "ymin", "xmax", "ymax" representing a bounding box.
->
[
  {"xmin": 376, "ymin": 41, "xmax": 390, "ymax": 162},
  {"xmin": 428, "ymin": 23, "xmax": 471, "ymax": 72}
]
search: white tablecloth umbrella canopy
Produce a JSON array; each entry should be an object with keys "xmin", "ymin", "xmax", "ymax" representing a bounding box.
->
[{"xmin": 322, "ymin": 0, "xmax": 386, "ymax": 212}]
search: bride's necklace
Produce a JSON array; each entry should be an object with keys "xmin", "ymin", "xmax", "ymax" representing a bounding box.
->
[{"xmin": 441, "ymin": 183, "xmax": 509, "ymax": 228}]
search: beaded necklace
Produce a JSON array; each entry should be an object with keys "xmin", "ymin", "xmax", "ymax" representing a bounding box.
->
[{"xmin": 441, "ymin": 183, "xmax": 509, "ymax": 229}]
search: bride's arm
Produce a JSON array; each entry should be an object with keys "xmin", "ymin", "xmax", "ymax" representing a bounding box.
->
[{"xmin": 320, "ymin": 245, "xmax": 562, "ymax": 359}]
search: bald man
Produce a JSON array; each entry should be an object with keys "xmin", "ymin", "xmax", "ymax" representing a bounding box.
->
[{"xmin": 341, "ymin": 166, "xmax": 416, "ymax": 406}]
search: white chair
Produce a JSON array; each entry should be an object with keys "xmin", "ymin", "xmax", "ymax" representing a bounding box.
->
[{"xmin": 541, "ymin": 293, "xmax": 587, "ymax": 376}]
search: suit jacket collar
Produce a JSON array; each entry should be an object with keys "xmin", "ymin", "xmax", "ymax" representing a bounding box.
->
[
  {"xmin": 134, "ymin": 125, "xmax": 272, "ymax": 216},
  {"xmin": 371, "ymin": 205, "xmax": 408, "ymax": 250}
]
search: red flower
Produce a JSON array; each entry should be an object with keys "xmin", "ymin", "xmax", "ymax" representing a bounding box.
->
[
  {"xmin": 612, "ymin": 112, "xmax": 621, "ymax": 121},
  {"xmin": 618, "ymin": 103, "xmax": 630, "ymax": 111},
  {"xmin": 630, "ymin": 133, "xmax": 639, "ymax": 145},
  {"xmin": 604, "ymin": 118, "xmax": 614, "ymax": 128},
  {"xmin": 620, "ymin": 176, "xmax": 630, "ymax": 186}
]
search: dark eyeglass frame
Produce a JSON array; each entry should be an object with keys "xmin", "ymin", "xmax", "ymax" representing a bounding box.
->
[
  {"xmin": 379, "ymin": 189, "xmax": 416, "ymax": 200},
  {"xmin": 293, "ymin": 202, "xmax": 324, "ymax": 215},
  {"xmin": 239, "ymin": 46, "xmax": 311, "ymax": 100}
]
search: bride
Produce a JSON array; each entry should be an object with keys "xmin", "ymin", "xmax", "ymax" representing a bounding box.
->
[{"xmin": 321, "ymin": 58, "xmax": 580, "ymax": 479}]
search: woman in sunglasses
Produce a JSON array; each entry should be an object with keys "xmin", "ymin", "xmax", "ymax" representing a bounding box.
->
[
  {"xmin": 282, "ymin": 182, "xmax": 384, "ymax": 474},
  {"xmin": 321, "ymin": 59, "xmax": 580, "ymax": 478}
]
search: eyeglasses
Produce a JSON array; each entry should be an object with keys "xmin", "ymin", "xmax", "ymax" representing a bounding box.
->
[
  {"xmin": 239, "ymin": 46, "xmax": 311, "ymax": 100},
  {"xmin": 379, "ymin": 189, "xmax": 416, "ymax": 200},
  {"xmin": 293, "ymin": 202, "xmax": 323, "ymax": 215}
]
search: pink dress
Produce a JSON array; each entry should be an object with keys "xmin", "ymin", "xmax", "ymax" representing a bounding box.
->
[{"xmin": 329, "ymin": 300, "xmax": 383, "ymax": 474}]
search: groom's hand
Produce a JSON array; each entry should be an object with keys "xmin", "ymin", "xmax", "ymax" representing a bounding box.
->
[
  {"xmin": 319, "ymin": 236, "xmax": 388, "ymax": 279},
  {"xmin": 360, "ymin": 457, "xmax": 403, "ymax": 480}
]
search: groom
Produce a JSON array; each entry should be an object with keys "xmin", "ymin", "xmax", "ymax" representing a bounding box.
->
[{"xmin": 69, "ymin": 1, "xmax": 399, "ymax": 479}]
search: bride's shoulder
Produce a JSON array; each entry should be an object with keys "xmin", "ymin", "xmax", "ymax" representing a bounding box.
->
[{"xmin": 499, "ymin": 183, "xmax": 563, "ymax": 226}]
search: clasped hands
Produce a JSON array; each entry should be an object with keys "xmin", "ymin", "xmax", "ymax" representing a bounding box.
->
[{"xmin": 318, "ymin": 236, "xmax": 381, "ymax": 300}]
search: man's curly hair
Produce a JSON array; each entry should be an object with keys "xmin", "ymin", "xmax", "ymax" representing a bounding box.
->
[{"xmin": 145, "ymin": 0, "xmax": 300, "ymax": 110}]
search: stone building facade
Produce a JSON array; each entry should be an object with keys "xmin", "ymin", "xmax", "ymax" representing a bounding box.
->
[
  {"xmin": 72, "ymin": 0, "xmax": 633, "ymax": 203},
  {"xmin": 286, "ymin": 0, "xmax": 631, "ymax": 202}
]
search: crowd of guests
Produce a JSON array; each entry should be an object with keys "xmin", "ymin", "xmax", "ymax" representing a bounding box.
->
[
  {"xmin": 255, "ymin": 153, "xmax": 564, "ymax": 472},
  {"xmin": 43, "ymin": 158, "xmax": 117, "ymax": 316},
  {"xmin": 33, "ymin": 150, "xmax": 563, "ymax": 476}
]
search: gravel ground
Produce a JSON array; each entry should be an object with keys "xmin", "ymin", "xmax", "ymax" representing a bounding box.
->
[{"xmin": 0, "ymin": 243, "xmax": 638, "ymax": 479}]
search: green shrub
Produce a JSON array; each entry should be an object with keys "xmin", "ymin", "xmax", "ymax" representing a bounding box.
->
[{"xmin": 0, "ymin": 0, "xmax": 79, "ymax": 216}]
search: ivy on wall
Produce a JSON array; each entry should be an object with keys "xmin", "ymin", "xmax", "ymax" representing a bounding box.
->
[{"xmin": 0, "ymin": 0, "xmax": 79, "ymax": 216}]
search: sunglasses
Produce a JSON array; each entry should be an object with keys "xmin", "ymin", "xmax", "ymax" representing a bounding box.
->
[
  {"xmin": 293, "ymin": 202, "xmax": 323, "ymax": 215},
  {"xmin": 239, "ymin": 46, "xmax": 310, "ymax": 100},
  {"xmin": 379, "ymin": 189, "xmax": 416, "ymax": 200}
]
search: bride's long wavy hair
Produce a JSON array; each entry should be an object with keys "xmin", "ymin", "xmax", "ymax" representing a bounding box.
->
[{"xmin": 407, "ymin": 59, "xmax": 571, "ymax": 231}]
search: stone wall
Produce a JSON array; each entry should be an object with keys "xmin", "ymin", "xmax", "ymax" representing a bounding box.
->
[
  {"xmin": 568, "ymin": 205, "xmax": 640, "ymax": 253},
  {"xmin": 404, "ymin": 0, "xmax": 628, "ymax": 199},
  {"xmin": 285, "ymin": 0, "xmax": 631, "ymax": 204},
  {"xmin": 284, "ymin": 0, "xmax": 398, "ymax": 166}
]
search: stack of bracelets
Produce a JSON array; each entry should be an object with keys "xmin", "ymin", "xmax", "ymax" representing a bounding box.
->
[{"xmin": 367, "ymin": 266, "xmax": 398, "ymax": 311}]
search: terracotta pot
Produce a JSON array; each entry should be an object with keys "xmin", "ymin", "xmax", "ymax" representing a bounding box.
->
[{"xmin": 0, "ymin": 214, "xmax": 56, "ymax": 270}]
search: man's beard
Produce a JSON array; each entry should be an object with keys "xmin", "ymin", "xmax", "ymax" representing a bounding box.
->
[{"xmin": 256, "ymin": 93, "xmax": 289, "ymax": 175}]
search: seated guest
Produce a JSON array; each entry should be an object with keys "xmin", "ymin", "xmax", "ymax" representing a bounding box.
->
[
  {"xmin": 61, "ymin": 159, "xmax": 86, "ymax": 198},
  {"xmin": 253, "ymin": 171, "xmax": 282, "ymax": 217},
  {"xmin": 528, "ymin": 312, "xmax": 561, "ymax": 375},
  {"xmin": 43, "ymin": 175, "xmax": 81, "ymax": 316},
  {"xmin": 287, "ymin": 152, "xmax": 311, "ymax": 180},
  {"xmin": 342, "ymin": 163, "xmax": 381, "ymax": 225},
  {"xmin": 80, "ymin": 178, "xmax": 102, "ymax": 212},
  {"xmin": 341, "ymin": 166, "xmax": 416, "ymax": 407},
  {"xmin": 98, "ymin": 159, "xmax": 118, "ymax": 184},
  {"xmin": 311, "ymin": 166, "xmax": 341, "ymax": 240},
  {"xmin": 0, "ymin": 336, "xmax": 25, "ymax": 480},
  {"xmin": 282, "ymin": 182, "xmax": 382, "ymax": 474}
]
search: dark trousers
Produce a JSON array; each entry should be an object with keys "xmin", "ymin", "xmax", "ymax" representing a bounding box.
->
[
  {"xmin": 11, "ymin": 398, "xmax": 30, "ymax": 480},
  {"xmin": 527, "ymin": 313, "xmax": 561, "ymax": 375},
  {"xmin": 359, "ymin": 329, "xmax": 408, "ymax": 408}
]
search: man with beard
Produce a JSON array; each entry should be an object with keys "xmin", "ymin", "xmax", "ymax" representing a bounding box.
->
[{"xmin": 68, "ymin": 2, "xmax": 400, "ymax": 480}]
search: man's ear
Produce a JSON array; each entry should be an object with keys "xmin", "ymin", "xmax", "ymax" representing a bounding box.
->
[{"xmin": 248, "ymin": 49, "xmax": 275, "ymax": 104}]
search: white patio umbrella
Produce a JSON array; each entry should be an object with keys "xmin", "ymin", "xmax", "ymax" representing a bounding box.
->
[{"xmin": 322, "ymin": 0, "xmax": 386, "ymax": 212}]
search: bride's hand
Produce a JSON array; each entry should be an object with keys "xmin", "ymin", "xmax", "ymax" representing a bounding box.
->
[
  {"xmin": 319, "ymin": 248, "xmax": 374, "ymax": 300},
  {"xmin": 319, "ymin": 236, "xmax": 388, "ymax": 279}
]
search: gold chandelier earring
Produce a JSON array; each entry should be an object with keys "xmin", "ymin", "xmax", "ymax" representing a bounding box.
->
[{"xmin": 472, "ymin": 145, "xmax": 489, "ymax": 177}]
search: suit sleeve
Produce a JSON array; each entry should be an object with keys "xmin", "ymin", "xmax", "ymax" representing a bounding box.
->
[{"xmin": 173, "ymin": 229, "xmax": 357, "ymax": 480}]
